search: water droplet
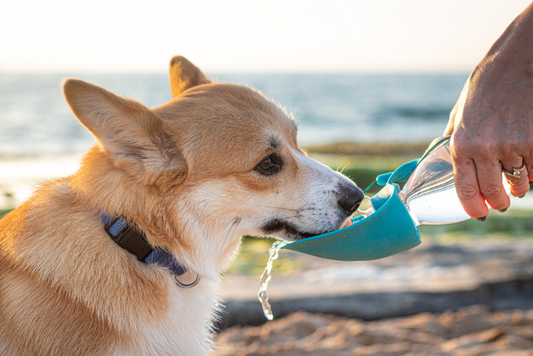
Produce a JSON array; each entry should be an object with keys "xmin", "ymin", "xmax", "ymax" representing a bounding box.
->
[{"xmin": 257, "ymin": 240, "xmax": 287, "ymax": 320}]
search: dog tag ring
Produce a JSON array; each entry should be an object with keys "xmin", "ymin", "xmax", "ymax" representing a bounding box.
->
[{"xmin": 173, "ymin": 272, "xmax": 200, "ymax": 288}]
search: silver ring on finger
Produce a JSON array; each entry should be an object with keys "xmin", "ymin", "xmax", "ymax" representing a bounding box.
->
[{"xmin": 503, "ymin": 163, "xmax": 526, "ymax": 179}]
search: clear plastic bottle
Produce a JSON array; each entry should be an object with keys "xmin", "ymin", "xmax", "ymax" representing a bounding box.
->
[{"xmin": 398, "ymin": 138, "xmax": 510, "ymax": 226}]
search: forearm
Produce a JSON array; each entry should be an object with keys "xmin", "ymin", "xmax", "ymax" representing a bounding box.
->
[{"xmin": 474, "ymin": 3, "xmax": 533, "ymax": 85}]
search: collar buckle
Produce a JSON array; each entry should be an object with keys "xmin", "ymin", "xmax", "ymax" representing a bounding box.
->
[{"xmin": 104, "ymin": 215, "xmax": 152, "ymax": 261}]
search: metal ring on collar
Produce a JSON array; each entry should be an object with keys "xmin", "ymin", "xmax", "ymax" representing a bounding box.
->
[
  {"xmin": 173, "ymin": 273, "xmax": 200, "ymax": 288},
  {"xmin": 503, "ymin": 163, "xmax": 526, "ymax": 179}
]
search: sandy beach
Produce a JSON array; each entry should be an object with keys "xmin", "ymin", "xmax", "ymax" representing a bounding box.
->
[
  {"xmin": 213, "ymin": 239, "xmax": 533, "ymax": 356},
  {"xmin": 213, "ymin": 307, "xmax": 533, "ymax": 356}
]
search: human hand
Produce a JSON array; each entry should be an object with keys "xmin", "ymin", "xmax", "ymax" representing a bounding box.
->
[{"xmin": 444, "ymin": 51, "xmax": 533, "ymax": 220}]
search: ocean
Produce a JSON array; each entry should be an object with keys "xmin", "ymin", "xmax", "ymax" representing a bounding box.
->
[{"xmin": 0, "ymin": 72, "xmax": 469, "ymax": 157}]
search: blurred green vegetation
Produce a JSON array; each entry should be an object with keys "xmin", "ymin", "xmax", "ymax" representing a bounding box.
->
[
  {"xmin": 225, "ymin": 237, "xmax": 303, "ymax": 276},
  {"xmin": 420, "ymin": 209, "xmax": 533, "ymax": 240},
  {"xmin": 342, "ymin": 167, "xmax": 387, "ymax": 193},
  {"xmin": 0, "ymin": 208, "xmax": 11, "ymax": 219},
  {"xmin": 306, "ymin": 144, "xmax": 423, "ymax": 193},
  {"xmin": 304, "ymin": 141, "xmax": 428, "ymax": 157}
]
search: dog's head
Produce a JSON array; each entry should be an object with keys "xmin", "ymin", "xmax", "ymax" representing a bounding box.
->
[{"xmin": 64, "ymin": 56, "xmax": 363, "ymax": 279}]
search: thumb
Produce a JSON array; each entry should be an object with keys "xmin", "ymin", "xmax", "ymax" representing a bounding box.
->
[
  {"xmin": 444, "ymin": 102, "xmax": 458, "ymax": 136},
  {"xmin": 444, "ymin": 75, "xmax": 471, "ymax": 136}
]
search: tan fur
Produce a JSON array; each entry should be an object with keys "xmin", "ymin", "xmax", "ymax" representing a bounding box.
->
[
  {"xmin": 169, "ymin": 56, "xmax": 210, "ymax": 98},
  {"xmin": 0, "ymin": 56, "xmax": 360, "ymax": 355}
]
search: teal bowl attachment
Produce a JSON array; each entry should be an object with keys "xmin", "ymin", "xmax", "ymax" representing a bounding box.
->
[{"xmin": 282, "ymin": 160, "xmax": 422, "ymax": 261}]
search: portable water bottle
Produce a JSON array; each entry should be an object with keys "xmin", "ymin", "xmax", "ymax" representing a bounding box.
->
[
  {"xmin": 398, "ymin": 136, "xmax": 510, "ymax": 225},
  {"xmin": 258, "ymin": 136, "xmax": 513, "ymax": 320},
  {"xmin": 280, "ymin": 136, "xmax": 510, "ymax": 261},
  {"xmin": 397, "ymin": 137, "xmax": 467, "ymax": 225}
]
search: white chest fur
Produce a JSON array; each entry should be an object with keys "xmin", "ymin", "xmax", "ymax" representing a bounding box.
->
[{"xmin": 116, "ymin": 276, "xmax": 221, "ymax": 356}]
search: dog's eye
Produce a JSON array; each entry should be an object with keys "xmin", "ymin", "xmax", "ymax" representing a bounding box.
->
[{"xmin": 255, "ymin": 154, "xmax": 282, "ymax": 175}]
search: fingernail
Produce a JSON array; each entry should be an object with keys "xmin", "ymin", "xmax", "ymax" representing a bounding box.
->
[
  {"xmin": 519, "ymin": 195, "xmax": 526, "ymax": 199},
  {"xmin": 477, "ymin": 216, "xmax": 487, "ymax": 222},
  {"xmin": 499, "ymin": 208, "xmax": 508, "ymax": 213}
]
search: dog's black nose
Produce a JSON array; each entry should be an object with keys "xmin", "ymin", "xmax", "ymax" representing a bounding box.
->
[{"xmin": 338, "ymin": 183, "xmax": 364, "ymax": 216}]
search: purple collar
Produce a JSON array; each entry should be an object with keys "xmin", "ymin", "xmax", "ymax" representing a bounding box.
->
[{"xmin": 101, "ymin": 211, "xmax": 199, "ymax": 288}]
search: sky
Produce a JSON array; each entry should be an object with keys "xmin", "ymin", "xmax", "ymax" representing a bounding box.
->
[{"xmin": 1, "ymin": 0, "xmax": 531, "ymax": 73}]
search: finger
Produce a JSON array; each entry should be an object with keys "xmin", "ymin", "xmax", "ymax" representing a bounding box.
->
[
  {"xmin": 476, "ymin": 158, "xmax": 510, "ymax": 211},
  {"xmin": 444, "ymin": 77, "xmax": 470, "ymax": 136},
  {"xmin": 452, "ymin": 155, "xmax": 489, "ymax": 220},
  {"xmin": 502, "ymin": 159, "xmax": 529, "ymax": 198}
]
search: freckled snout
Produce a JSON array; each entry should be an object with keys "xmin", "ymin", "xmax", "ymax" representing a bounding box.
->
[{"xmin": 338, "ymin": 182, "xmax": 364, "ymax": 216}]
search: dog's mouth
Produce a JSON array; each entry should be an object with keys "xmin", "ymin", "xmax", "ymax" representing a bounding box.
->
[{"xmin": 261, "ymin": 219, "xmax": 334, "ymax": 241}]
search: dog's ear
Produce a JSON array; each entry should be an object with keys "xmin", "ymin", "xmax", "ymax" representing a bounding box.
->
[
  {"xmin": 169, "ymin": 56, "xmax": 210, "ymax": 98},
  {"xmin": 63, "ymin": 78, "xmax": 186, "ymax": 187}
]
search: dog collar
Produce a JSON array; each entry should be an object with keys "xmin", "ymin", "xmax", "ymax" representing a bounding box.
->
[{"xmin": 101, "ymin": 211, "xmax": 200, "ymax": 288}]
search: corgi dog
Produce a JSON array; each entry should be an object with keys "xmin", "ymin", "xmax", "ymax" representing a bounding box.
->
[{"xmin": 0, "ymin": 56, "xmax": 363, "ymax": 355}]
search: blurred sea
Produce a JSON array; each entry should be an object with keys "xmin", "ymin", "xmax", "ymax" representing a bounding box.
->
[{"xmin": 0, "ymin": 73, "xmax": 469, "ymax": 157}]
